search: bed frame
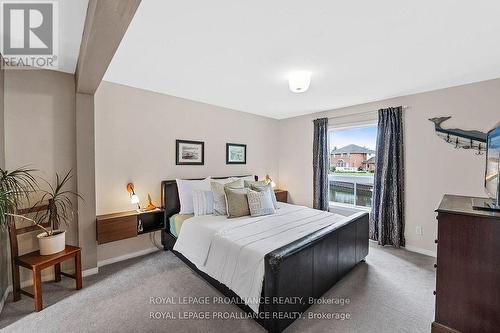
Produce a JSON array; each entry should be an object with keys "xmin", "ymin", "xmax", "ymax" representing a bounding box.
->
[{"xmin": 160, "ymin": 176, "xmax": 369, "ymax": 333}]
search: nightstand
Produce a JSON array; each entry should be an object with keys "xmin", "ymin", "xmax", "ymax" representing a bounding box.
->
[
  {"xmin": 96, "ymin": 209, "xmax": 165, "ymax": 244},
  {"xmin": 274, "ymin": 189, "xmax": 288, "ymax": 203}
]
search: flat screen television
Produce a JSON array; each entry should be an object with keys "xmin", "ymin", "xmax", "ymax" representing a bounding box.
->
[{"xmin": 485, "ymin": 123, "xmax": 500, "ymax": 209}]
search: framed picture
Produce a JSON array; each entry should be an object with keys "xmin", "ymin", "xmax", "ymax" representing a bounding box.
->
[
  {"xmin": 226, "ymin": 143, "xmax": 247, "ymax": 164},
  {"xmin": 176, "ymin": 140, "xmax": 204, "ymax": 165}
]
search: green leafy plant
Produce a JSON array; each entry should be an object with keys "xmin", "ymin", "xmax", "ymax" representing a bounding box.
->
[
  {"xmin": 0, "ymin": 189, "xmax": 15, "ymax": 227},
  {"xmin": 35, "ymin": 170, "xmax": 82, "ymax": 235},
  {"xmin": 0, "ymin": 167, "xmax": 38, "ymax": 228}
]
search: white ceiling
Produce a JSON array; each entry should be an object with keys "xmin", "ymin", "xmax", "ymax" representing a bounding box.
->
[
  {"xmin": 104, "ymin": 0, "xmax": 500, "ymax": 119},
  {"xmin": 57, "ymin": 0, "xmax": 88, "ymax": 73}
]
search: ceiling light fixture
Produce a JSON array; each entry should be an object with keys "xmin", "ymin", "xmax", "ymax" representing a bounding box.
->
[{"xmin": 288, "ymin": 71, "xmax": 311, "ymax": 93}]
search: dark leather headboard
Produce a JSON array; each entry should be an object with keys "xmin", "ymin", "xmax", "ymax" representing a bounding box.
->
[{"xmin": 161, "ymin": 175, "xmax": 258, "ymax": 220}]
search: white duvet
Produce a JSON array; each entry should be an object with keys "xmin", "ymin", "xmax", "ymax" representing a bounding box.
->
[{"xmin": 173, "ymin": 203, "xmax": 364, "ymax": 312}]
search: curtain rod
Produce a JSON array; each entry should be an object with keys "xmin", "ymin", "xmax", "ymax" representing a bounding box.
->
[{"xmin": 313, "ymin": 105, "xmax": 409, "ymax": 122}]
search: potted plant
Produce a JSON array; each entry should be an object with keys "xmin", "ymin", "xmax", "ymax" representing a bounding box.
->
[
  {"xmin": 1, "ymin": 168, "xmax": 81, "ymax": 256},
  {"xmin": 33, "ymin": 170, "xmax": 81, "ymax": 255}
]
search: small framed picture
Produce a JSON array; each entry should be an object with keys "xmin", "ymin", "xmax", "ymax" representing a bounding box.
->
[
  {"xmin": 176, "ymin": 140, "xmax": 204, "ymax": 165},
  {"xmin": 226, "ymin": 143, "xmax": 247, "ymax": 164}
]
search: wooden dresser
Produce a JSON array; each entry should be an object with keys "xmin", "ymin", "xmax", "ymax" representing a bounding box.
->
[{"xmin": 433, "ymin": 195, "xmax": 500, "ymax": 333}]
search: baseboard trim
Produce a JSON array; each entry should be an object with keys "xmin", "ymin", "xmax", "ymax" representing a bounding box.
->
[
  {"xmin": 0, "ymin": 285, "xmax": 12, "ymax": 314},
  {"xmin": 97, "ymin": 247, "xmax": 160, "ymax": 268},
  {"xmin": 83, "ymin": 267, "xmax": 99, "ymax": 277},
  {"xmin": 82, "ymin": 247, "xmax": 161, "ymax": 276},
  {"xmin": 405, "ymin": 245, "xmax": 437, "ymax": 257}
]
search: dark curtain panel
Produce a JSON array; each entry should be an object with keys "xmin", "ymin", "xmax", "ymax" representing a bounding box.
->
[
  {"xmin": 370, "ymin": 107, "xmax": 405, "ymax": 247},
  {"xmin": 313, "ymin": 118, "xmax": 329, "ymax": 211}
]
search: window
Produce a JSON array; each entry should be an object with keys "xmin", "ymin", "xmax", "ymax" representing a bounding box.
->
[{"xmin": 328, "ymin": 124, "xmax": 377, "ymax": 208}]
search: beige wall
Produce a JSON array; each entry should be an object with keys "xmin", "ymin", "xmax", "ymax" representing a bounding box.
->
[
  {"xmin": 94, "ymin": 81, "xmax": 279, "ymax": 262},
  {"xmin": 278, "ymin": 78, "xmax": 500, "ymax": 255},
  {"xmin": 4, "ymin": 69, "xmax": 77, "ymax": 281},
  {"xmin": 0, "ymin": 56, "xmax": 8, "ymax": 305},
  {"xmin": 1, "ymin": 67, "xmax": 497, "ymax": 274},
  {"xmin": 0, "ymin": 58, "xmax": 4, "ymax": 168},
  {"xmin": 76, "ymin": 93, "xmax": 97, "ymax": 270}
]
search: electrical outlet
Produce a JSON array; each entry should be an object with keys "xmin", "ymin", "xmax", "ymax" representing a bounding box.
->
[{"xmin": 416, "ymin": 226, "xmax": 423, "ymax": 235}]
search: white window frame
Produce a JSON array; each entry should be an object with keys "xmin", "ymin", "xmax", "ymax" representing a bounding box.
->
[{"xmin": 328, "ymin": 118, "xmax": 377, "ymax": 211}]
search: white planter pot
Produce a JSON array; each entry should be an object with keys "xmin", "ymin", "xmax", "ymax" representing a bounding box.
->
[{"xmin": 37, "ymin": 230, "xmax": 66, "ymax": 255}]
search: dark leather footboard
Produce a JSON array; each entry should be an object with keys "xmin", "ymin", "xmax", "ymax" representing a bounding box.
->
[
  {"xmin": 262, "ymin": 212, "xmax": 369, "ymax": 332},
  {"xmin": 160, "ymin": 178, "xmax": 369, "ymax": 333},
  {"xmin": 162, "ymin": 212, "xmax": 369, "ymax": 333}
]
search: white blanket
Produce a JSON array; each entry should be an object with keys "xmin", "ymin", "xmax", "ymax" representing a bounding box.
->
[{"xmin": 173, "ymin": 203, "xmax": 364, "ymax": 312}]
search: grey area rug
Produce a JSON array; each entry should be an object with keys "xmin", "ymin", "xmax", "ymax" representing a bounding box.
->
[{"xmin": 0, "ymin": 243, "xmax": 435, "ymax": 333}]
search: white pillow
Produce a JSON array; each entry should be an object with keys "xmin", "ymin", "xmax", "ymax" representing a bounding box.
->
[
  {"xmin": 235, "ymin": 175, "xmax": 256, "ymax": 182},
  {"xmin": 210, "ymin": 177, "xmax": 235, "ymax": 185},
  {"xmin": 176, "ymin": 177, "xmax": 211, "ymax": 214},
  {"xmin": 192, "ymin": 190, "xmax": 214, "ymax": 216}
]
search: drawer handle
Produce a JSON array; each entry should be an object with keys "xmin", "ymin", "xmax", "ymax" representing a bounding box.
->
[
  {"xmin": 433, "ymin": 291, "xmax": 436, "ymax": 296},
  {"xmin": 434, "ymin": 264, "xmax": 437, "ymax": 268},
  {"xmin": 434, "ymin": 239, "xmax": 438, "ymax": 244}
]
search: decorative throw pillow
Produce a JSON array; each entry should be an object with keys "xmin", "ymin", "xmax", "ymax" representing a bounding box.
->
[
  {"xmin": 176, "ymin": 177, "xmax": 211, "ymax": 214},
  {"xmin": 211, "ymin": 179, "xmax": 244, "ymax": 216},
  {"xmin": 237, "ymin": 175, "xmax": 256, "ymax": 183},
  {"xmin": 247, "ymin": 189, "xmax": 276, "ymax": 217},
  {"xmin": 192, "ymin": 190, "xmax": 214, "ymax": 216},
  {"xmin": 250, "ymin": 183, "xmax": 279, "ymax": 209},
  {"xmin": 224, "ymin": 187, "xmax": 250, "ymax": 218},
  {"xmin": 244, "ymin": 180, "xmax": 268, "ymax": 188},
  {"xmin": 211, "ymin": 177, "xmax": 235, "ymax": 185}
]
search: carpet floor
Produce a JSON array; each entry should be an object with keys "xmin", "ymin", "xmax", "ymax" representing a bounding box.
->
[{"xmin": 0, "ymin": 243, "xmax": 435, "ymax": 333}]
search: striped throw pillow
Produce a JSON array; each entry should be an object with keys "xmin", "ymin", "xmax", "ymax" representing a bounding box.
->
[{"xmin": 192, "ymin": 190, "xmax": 214, "ymax": 216}]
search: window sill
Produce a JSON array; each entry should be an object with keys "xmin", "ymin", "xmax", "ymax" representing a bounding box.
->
[{"xmin": 329, "ymin": 202, "xmax": 371, "ymax": 215}]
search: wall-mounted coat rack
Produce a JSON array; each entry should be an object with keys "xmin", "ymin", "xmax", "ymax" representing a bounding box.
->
[{"xmin": 429, "ymin": 117, "xmax": 487, "ymax": 155}]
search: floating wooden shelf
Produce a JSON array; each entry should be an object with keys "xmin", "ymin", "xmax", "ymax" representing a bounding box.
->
[{"xmin": 96, "ymin": 209, "xmax": 165, "ymax": 245}]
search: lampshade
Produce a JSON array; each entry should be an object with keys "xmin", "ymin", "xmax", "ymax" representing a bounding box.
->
[
  {"xmin": 288, "ymin": 71, "xmax": 311, "ymax": 93},
  {"xmin": 265, "ymin": 175, "xmax": 277, "ymax": 188},
  {"xmin": 130, "ymin": 194, "xmax": 140, "ymax": 205},
  {"xmin": 127, "ymin": 182, "xmax": 141, "ymax": 208}
]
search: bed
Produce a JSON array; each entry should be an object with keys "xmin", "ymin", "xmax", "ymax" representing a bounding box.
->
[{"xmin": 161, "ymin": 175, "xmax": 369, "ymax": 333}]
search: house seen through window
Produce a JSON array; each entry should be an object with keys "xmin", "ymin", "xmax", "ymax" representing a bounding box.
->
[{"xmin": 328, "ymin": 125, "xmax": 378, "ymax": 208}]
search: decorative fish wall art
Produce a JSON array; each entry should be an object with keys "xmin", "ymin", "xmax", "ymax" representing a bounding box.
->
[{"xmin": 429, "ymin": 116, "xmax": 487, "ymax": 155}]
